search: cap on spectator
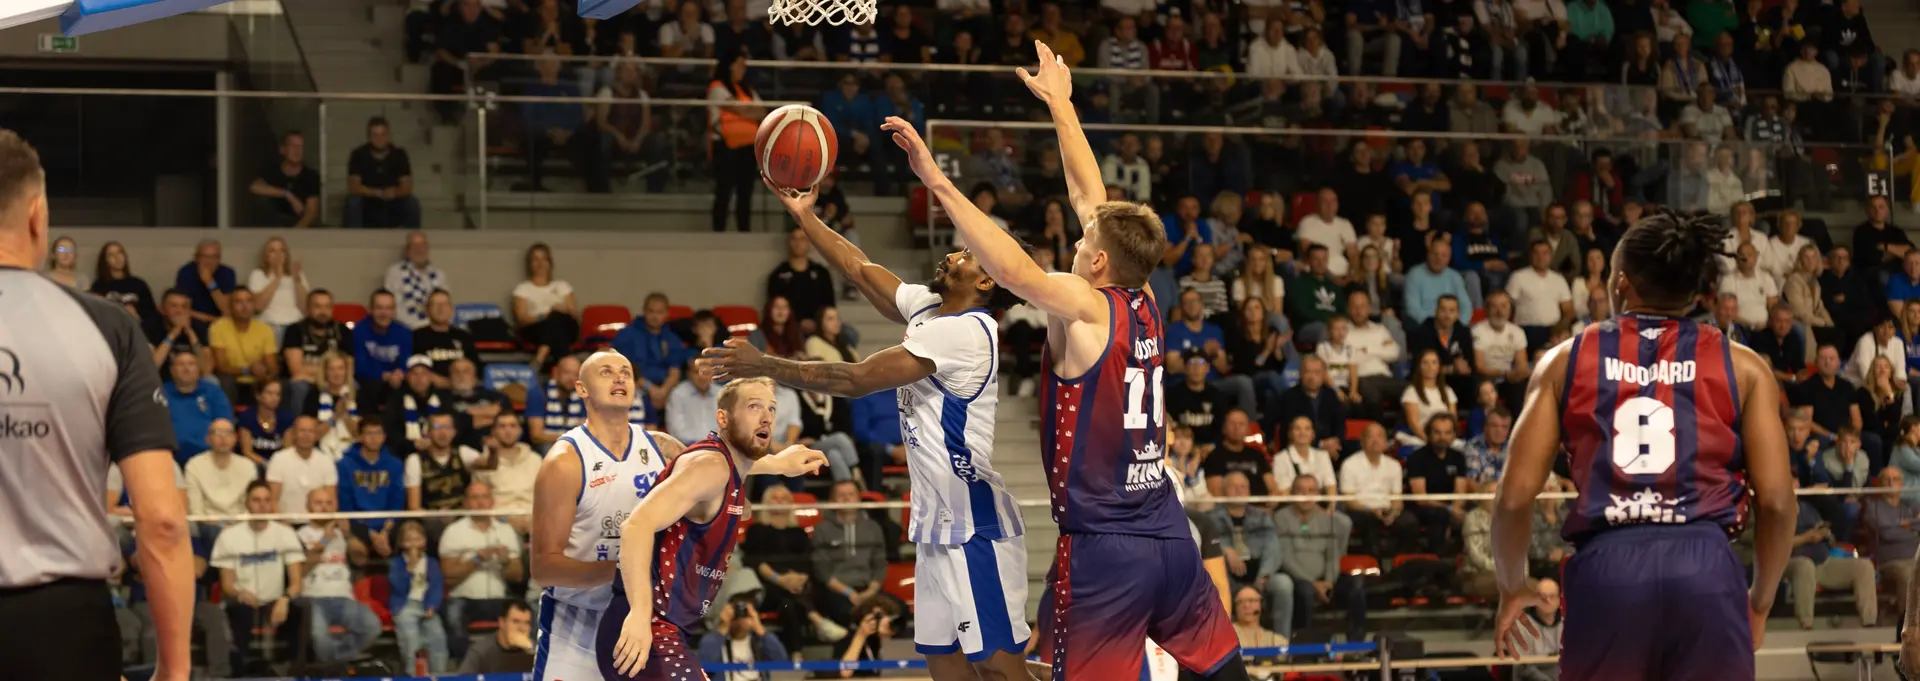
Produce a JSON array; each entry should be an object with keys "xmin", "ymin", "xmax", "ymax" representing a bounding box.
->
[{"xmin": 406, "ymin": 354, "xmax": 433, "ymax": 371}]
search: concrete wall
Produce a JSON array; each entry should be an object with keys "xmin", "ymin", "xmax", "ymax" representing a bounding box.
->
[{"xmin": 0, "ymin": 13, "xmax": 232, "ymax": 61}]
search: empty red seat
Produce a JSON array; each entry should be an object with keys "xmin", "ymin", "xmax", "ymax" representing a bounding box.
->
[
  {"xmin": 1344, "ymin": 419, "xmax": 1376, "ymax": 442},
  {"xmin": 1289, "ymin": 192, "xmax": 1317, "ymax": 227},
  {"xmin": 791, "ymin": 491, "xmax": 822, "ymax": 531},
  {"xmin": 882, "ymin": 561, "xmax": 916, "ymax": 609},
  {"xmin": 575, "ymin": 304, "xmax": 632, "ymax": 351},
  {"xmin": 334, "ymin": 302, "xmax": 368, "ymax": 328},
  {"xmin": 354, "ymin": 575, "xmax": 393, "ymax": 629},
  {"xmin": 667, "ymin": 304, "xmax": 694, "ymax": 321},
  {"xmin": 712, "ymin": 305, "xmax": 759, "ymax": 337},
  {"xmin": 1339, "ymin": 554, "xmax": 1381, "ymax": 576}
]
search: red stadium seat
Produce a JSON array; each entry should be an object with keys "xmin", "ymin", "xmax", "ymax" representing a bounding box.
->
[
  {"xmin": 1339, "ymin": 554, "xmax": 1381, "ymax": 576},
  {"xmin": 910, "ymin": 186, "xmax": 931, "ymax": 225},
  {"xmin": 1392, "ymin": 553, "xmax": 1439, "ymax": 568},
  {"xmin": 334, "ymin": 302, "xmax": 368, "ymax": 329},
  {"xmin": 859, "ymin": 491, "xmax": 887, "ymax": 504},
  {"xmin": 1471, "ymin": 308, "xmax": 1486, "ymax": 324},
  {"xmin": 1344, "ymin": 419, "xmax": 1376, "ymax": 442},
  {"xmin": 354, "ymin": 575, "xmax": 393, "ymax": 628},
  {"xmin": 883, "ymin": 561, "xmax": 917, "ymax": 609},
  {"xmin": 576, "ymin": 304, "xmax": 633, "ymax": 350},
  {"xmin": 1289, "ymin": 192, "xmax": 1317, "ymax": 228},
  {"xmin": 667, "ymin": 305, "xmax": 694, "ymax": 322},
  {"xmin": 791, "ymin": 492, "xmax": 822, "ymax": 531},
  {"xmin": 712, "ymin": 305, "xmax": 760, "ymax": 337}
]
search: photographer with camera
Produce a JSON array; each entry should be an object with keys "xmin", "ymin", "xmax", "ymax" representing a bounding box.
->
[
  {"xmin": 697, "ymin": 594, "xmax": 790, "ymax": 681},
  {"xmin": 833, "ymin": 598, "xmax": 903, "ymax": 678}
]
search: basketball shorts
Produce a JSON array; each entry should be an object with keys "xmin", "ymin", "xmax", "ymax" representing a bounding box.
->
[
  {"xmin": 913, "ymin": 534, "xmax": 1032, "ymax": 661},
  {"xmin": 593, "ymin": 587, "xmax": 700, "ymax": 681},
  {"xmin": 0, "ymin": 578, "xmax": 119, "ymax": 681},
  {"xmin": 1561, "ymin": 522, "xmax": 1754, "ymax": 681},
  {"xmin": 534, "ymin": 594, "xmax": 607, "ymax": 681},
  {"xmin": 1037, "ymin": 533, "xmax": 1240, "ymax": 681}
]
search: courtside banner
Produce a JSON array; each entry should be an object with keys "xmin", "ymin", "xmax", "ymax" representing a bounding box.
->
[{"xmin": 59, "ymin": 0, "xmax": 225, "ymax": 35}]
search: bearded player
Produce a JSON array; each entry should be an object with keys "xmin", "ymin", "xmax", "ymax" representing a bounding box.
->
[
  {"xmin": 876, "ymin": 40, "xmax": 1247, "ymax": 681},
  {"xmin": 1490, "ymin": 212, "xmax": 1796, "ymax": 681},
  {"xmin": 702, "ymin": 181, "xmax": 1034, "ymax": 681},
  {"xmin": 600, "ymin": 377, "xmax": 825, "ymax": 679}
]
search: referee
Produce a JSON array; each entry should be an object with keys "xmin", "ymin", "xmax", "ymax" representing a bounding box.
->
[{"xmin": 0, "ymin": 130, "xmax": 191, "ymax": 681}]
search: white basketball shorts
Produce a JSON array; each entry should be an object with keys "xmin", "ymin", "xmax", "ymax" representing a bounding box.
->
[
  {"xmin": 913, "ymin": 534, "xmax": 1031, "ymax": 661},
  {"xmin": 533, "ymin": 594, "xmax": 605, "ymax": 681}
]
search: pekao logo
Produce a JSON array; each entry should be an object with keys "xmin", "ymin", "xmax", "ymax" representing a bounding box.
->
[
  {"xmin": 0, "ymin": 347, "xmax": 22, "ymax": 395},
  {"xmin": 1, "ymin": 413, "xmax": 52, "ymax": 439}
]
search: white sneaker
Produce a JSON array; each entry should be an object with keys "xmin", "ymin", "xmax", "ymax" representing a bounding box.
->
[
  {"xmin": 1016, "ymin": 378, "xmax": 1037, "ymax": 397},
  {"xmin": 814, "ymin": 616, "xmax": 849, "ymax": 642}
]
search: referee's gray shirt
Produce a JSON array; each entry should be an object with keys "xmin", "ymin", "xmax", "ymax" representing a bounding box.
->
[{"xmin": 0, "ymin": 267, "xmax": 176, "ymax": 589}]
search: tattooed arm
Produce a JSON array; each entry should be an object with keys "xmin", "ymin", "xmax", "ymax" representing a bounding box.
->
[
  {"xmin": 648, "ymin": 431, "xmax": 687, "ymax": 462},
  {"xmin": 702, "ymin": 340, "xmax": 935, "ymax": 398}
]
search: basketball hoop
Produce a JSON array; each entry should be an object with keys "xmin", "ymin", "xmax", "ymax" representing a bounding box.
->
[{"xmin": 768, "ymin": 0, "xmax": 875, "ymax": 26}]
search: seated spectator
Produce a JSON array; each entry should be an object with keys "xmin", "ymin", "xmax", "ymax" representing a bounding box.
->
[
  {"xmin": 246, "ymin": 132, "xmax": 319, "ymax": 227},
  {"xmin": 834, "ymin": 598, "xmax": 901, "ymax": 676},
  {"xmin": 1472, "ymin": 291, "xmax": 1531, "ymax": 409},
  {"xmin": 810, "ymin": 480, "xmax": 889, "ymax": 626},
  {"xmin": 306, "ymin": 353, "xmax": 361, "ymax": 454},
  {"xmin": 1168, "ymin": 288, "xmax": 1258, "ymax": 417},
  {"xmin": 1848, "ymin": 318, "xmax": 1907, "ymax": 388},
  {"xmin": 1785, "ymin": 245, "xmax": 1840, "ymax": 350},
  {"xmin": 1202, "ymin": 410, "xmax": 1277, "ymax": 497},
  {"xmin": 1315, "ymin": 316, "xmax": 1365, "ymax": 408},
  {"xmin": 353, "ymin": 290, "xmax": 411, "ymax": 413},
  {"xmin": 1230, "ymin": 585, "xmax": 1287, "ymax": 649},
  {"xmin": 1866, "ymin": 468, "xmax": 1920, "ymax": 622},
  {"xmin": 1272, "ymin": 416, "xmax": 1340, "ymax": 494},
  {"xmin": 666, "ymin": 359, "xmax": 722, "ymax": 444},
  {"xmin": 1454, "ymin": 204, "xmax": 1509, "ymax": 290},
  {"xmin": 430, "ymin": 0, "xmax": 502, "ymax": 124},
  {"xmin": 1793, "ymin": 346, "xmax": 1856, "ymax": 440},
  {"xmin": 1748, "ymin": 306, "xmax": 1811, "ymax": 386},
  {"xmin": 297, "ymin": 487, "xmax": 381, "ymax": 663},
  {"xmin": 446, "ymin": 359, "xmax": 509, "ymax": 448},
  {"xmin": 1296, "ymin": 191, "xmax": 1357, "ymax": 279},
  {"xmin": 1507, "ymin": 241, "xmax": 1574, "ymax": 351},
  {"xmin": 1677, "ymin": 84, "xmax": 1736, "ymax": 142},
  {"xmin": 237, "ymin": 379, "xmax": 291, "ymax": 465},
  {"xmin": 1462, "ymin": 407, "xmax": 1513, "ymax": 489},
  {"xmin": 1402, "ymin": 350, "xmax": 1460, "ymax": 442},
  {"xmin": 1289, "ymin": 247, "xmax": 1346, "ymax": 346},
  {"xmin": 470, "ymin": 413, "xmax": 537, "ymax": 532},
  {"xmin": 281, "ymin": 289, "xmax": 349, "ymax": 409},
  {"xmin": 1858, "ymin": 356, "xmax": 1906, "ymax": 461},
  {"xmin": 267, "ymin": 416, "xmax": 335, "ymax": 516},
  {"xmin": 339, "ymin": 420, "xmax": 406, "ymax": 559},
  {"xmin": 1170, "ymin": 355, "xmax": 1230, "ymax": 449},
  {"xmin": 211, "ymin": 481, "xmax": 306, "ymax": 675},
  {"xmin": 164, "ymin": 350, "xmax": 234, "ymax": 466},
  {"xmin": 91, "ymin": 240, "xmax": 163, "ymax": 337},
  {"xmin": 406, "ymin": 412, "xmax": 476, "ymax": 516},
  {"xmin": 439, "ymin": 481, "xmax": 524, "ymax": 661},
  {"xmin": 389, "ymin": 520, "xmax": 451, "ymax": 672},
  {"xmin": 517, "ymin": 55, "xmax": 599, "ymax": 193},
  {"xmin": 1891, "ymin": 251, "xmax": 1920, "ymax": 317},
  {"xmin": 1028, "ymin": 2, "xmax": 1085, "ymax": 66},
  {"xmin": 1404, "ymin": 236, "xmax": 1473, "ymax": 328},
  {"xmin": 1102, "ymin": 133, "xmax": 1152, "ymax": 203},
  {"xmin": 1460, "ymin": 497, "xmax": 1497, "ymax": 599},
  {"xmin": 174, "ymin": 240, "xmax": 234, "ymax": 325},
  {"xmin": 511, "ymin": 243, "xmax": 579, "ymax": 372},
  {"xmin": 1273, "ymin": 355, "xmax": 1345, "ymax": 456},
  {"xmin": 1409, "ymin": 294, "xmax": 1477, "ymax": 400},
  {"xmin": 247, "ymin": 237, "xmax": 307, "ymax": 339},
  {"xmin": 1784, "ymin": 41, "xmax": 1835, "ymax": 102},
  {"xmin": 1179, "ymin": 245, "xmax": 1232, "ymax": 319},
  {"xmin": 798, "ymin": 308, "xmax": 865, "ymax": 482},
  {"xmin": 746, "ymin": 486, "xmax": 845, "ymax": 650},
  {"xmin": 658, "ymin": 0, "xmax": 716, "ymax": 60},
  {"xmin": 1206, "ymin": 471, "xmax": 1290, "ymax": 634},
  {"xmin": 1405, "ymin": 413, "xmax": 1467, "ymax": 555},
  {"xmin": 1513, "ymin": 579, "xmax": 1564, "ymax": 680},
  {"xmin": 415, "ymin": 290, "xmax": 480, "ymax": 388},
  {"xmin": 1501, "ymin": 84, "xmax": 1564, "ymax": 136},
  {"xmin": 388, "ymin": 356, "xmax": 452, "ymax": 459},
  {"xmin": 345, "ymin": 117, "xmax": 422, "ymax": 228},
  {"xmin": 184, "ymin": 419, "xmax": 254, "ymax": 519},
  {"xmin": 1704, "ymin": 147, "xmax": 1744, "ymax": 215},
  {"xmin": 207, "ymin": 288, "xmax": 279, "ymax": 404},
  {"xmin": 611, "ymin": 292, "xmax": 686, "ymax": 417},
  {"xmin": 1276, "ymin": 476, "xmax": 1365, "ymax": 642},
  {"xmin": 1341, "ymin": 423, "xmax": 1416, "ymax": 555},
  {"xmin": 1494, "ymin": 141, "xmax": 1554, "ymax": 217},
  {"xmin": 1697, "ymin": 292, "xmax": 1747, "ymax": 342},
  {"xmin": 1344, "ymin": 291, "xmax": 1405, "ymax": 411},
  {"xmin": 456, "ymin": 600, "xmax": 536, "ymax": 674},
  {"xmin": 595, "ymin": 60, "xmax": 668, "ymax": 193},
  {"xmin": 698, "ymin": 594, "xmax": 790, "ymax": 678},
  {"xmin": 1786, "ymin": 477, "xmax": 1878, "ymax": 628}
]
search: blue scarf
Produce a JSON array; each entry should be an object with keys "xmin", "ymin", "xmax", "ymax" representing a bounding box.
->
[{"xmin": 401, "ymin": 391, "xmax": 442, "ymax": 443}]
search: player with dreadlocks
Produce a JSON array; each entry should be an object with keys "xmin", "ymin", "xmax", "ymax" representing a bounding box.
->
[
  {"xmin": 698, "ymin": 181, "xmax": 1036, "ymax": 681},
  {"xmin": 1490, "ymin": 210, "xmax": 1795, "ymax": 681}
]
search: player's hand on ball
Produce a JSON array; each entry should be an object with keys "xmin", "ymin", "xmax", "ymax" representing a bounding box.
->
[
  {"xmin": 611, "ymin": 612, "xmax": 653, "ymax": 676},
  {"xmin": 880, "ymin": 117, "xmax": 939, "ymax": 181},
  {"xmin": 701, "ymin": 339, "xmax": 763, "ymax": 380},
  {"xmin": 1016, "ymin": 41, "xmax": 1073, "ymax": 104},
  {"xmin": 1492, "ymin": 586, "xmax": 1547, "ymax": 658},
  {"xmin": 768, "ymin": 444, "xmax": 829, "ymax": 477},
  {"xmin": 763, "ymin": 175, "xmax": 817, "ymax": 213}
]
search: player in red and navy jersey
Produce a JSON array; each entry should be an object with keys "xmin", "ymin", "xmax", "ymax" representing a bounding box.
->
[
  {"xmin": 1492, "ymin": 211, "xmax": 1796, "ymax": 681},
  {"xmin": 598, "ymin": 377, "xmax": 825, "ymax": 680},
  {"xmin": 877, "ymin": 39, "xmax": 1248, "ymax": 681}
]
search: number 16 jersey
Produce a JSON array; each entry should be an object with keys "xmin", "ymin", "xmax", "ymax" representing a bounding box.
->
[
  {"xmin": 1041, "ymin": 286, "xmax": 1188, "ymax": 540},
  {"xmin": 1558, "ymin": 314, "xmax": 1747, "ymax": 547}
]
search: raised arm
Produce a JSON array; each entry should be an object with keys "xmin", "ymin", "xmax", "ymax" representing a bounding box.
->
[
  {"xmin": 1018, "ymin": 41, "xmax": 1107, "ymax": 219},
  {"xmin": 1490, "ymin": 340, "xmax": 1569, "ymax": 657},
  {"xmin": 608, "ymin": 451, "xmax": 734, "ymax": 676},
  {"xmin": 881, "ymin": 116, "xmax": 1107, "ymax": 324},
  {"xmin": 765, "ymin": 180, "xmax": 907, "ymax": 324},
  {"xmin": 703, "ymin": 338, "xmax": 934, "ymax": 398},
  {"xmin": 529, "ymin": 440, "xmax": 616, "ymax": 589}
]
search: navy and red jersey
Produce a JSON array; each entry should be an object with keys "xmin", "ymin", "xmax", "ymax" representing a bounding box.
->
[
  {"xmin": 612, "ymin": 434, "xmax": 748, "ymax": 630},
  {"xmin": 1558, "ymin": 314, "xmax": 1747, "ymax": 547},
  {"xmin": 1040, "ymin": 286, "xmax": 1189, "ymax": 540}
]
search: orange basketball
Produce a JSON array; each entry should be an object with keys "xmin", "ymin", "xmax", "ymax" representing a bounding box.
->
[{"xmin": 755, "ymin": 104, "xmax": 839, "ymax": 191}]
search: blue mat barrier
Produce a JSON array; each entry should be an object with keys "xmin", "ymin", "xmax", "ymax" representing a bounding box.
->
[{"xmin": 219, "ymin": 642, "xmax": 1380, "ymax": 680}]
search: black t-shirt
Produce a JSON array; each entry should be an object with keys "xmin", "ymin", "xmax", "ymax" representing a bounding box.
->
[
  {"xmin": 438, "ymin": 14, "xmax": 501, "ymax": 58},
  {"xmin": 764, "ymin": 260, "xmax": 836, "ymax": 326},
  {"xmin": 881, "ymin": 27, "xmax": 929, "ymax": 63},
  {"xmin": 1406, "ymin": 445, "xmax": 1464, "ymax": 494},
  {"xmin": 1201, "ymin": 445, "xmax": 1272, "ymax": 496},
  {"xmin": 1851, "ymin": 221, "xmax": 1913, "ymax": 272},
  {"xmin": 1407, "ymin": 319, "xmax": 1475, "ymax": 371},
  {"xmin": 413, "ymin": 326, "xmax": 480, "ymax": 377},
  {"xmin": 446, "ymin": 387, "xmax": 511, "ymax": 449},
  {"xmin": 154, "ymin": 320, "xmax": 211, "ymax": 376},
  {"xmin": 1745, "ymin": 329, "xmax": 1805, "ymax": 375},
  {"xmin": 1166, "ymin": 381, "xmax": 1226, "ymax": 446},
  {"xmin": 282, "ymin": 319, "xmax": 352, "ymax": 363},
  {"xmin": 1792, "ymin": 376, "xmax": 1857, "ymax": 434},
  {"xmin": 1226, "ymin": 329, "xmax": 1282, "ymax": 375},
  {"xmin": 713, "ymin": 21, "xmax": 774, "ymax": 61},
  {"xmin": 1326, "ymin": 167, "xmax": 1392, "ymax": 223},
  {"xmin": 1187, "ymin": 509, "xmax": 1223, "ymax": 559},
  {"xmin": 91, "ymin": 275, "xmax": 161, "ymax": 340},
  {"xmin": 1855, "ymin": 387, "xmax": 1903, "ymax": 440},
  {"xmin": 347, "ymin": 145, "xmax": 413, "ymax": 191},
  {"xmin": 259, "ymin": 164, "xmax": 321, "ymax": 218}
]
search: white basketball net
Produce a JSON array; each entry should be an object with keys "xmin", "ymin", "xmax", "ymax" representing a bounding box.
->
[{"xmin": 768, "ymin": 0, "xmax": 875, "ymax": 26}]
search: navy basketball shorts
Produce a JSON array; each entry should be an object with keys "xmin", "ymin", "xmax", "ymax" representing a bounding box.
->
[
  {"xmin": 594, "ymin": 592, "xmax": 701, "ymax": 681},
  {"xmin": 1560, "ymin": 522, "xmax": 1754, "ymax": 681}
]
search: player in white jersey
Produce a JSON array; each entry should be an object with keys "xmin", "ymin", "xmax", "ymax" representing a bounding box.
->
[{"xmin": 702, "ymin": 182, "xmax": 1035, "ymax": 681}]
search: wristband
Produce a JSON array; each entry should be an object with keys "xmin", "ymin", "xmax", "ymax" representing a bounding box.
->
[{"xmin": 841, "ymin": 587, "xmax": 854, "ymax": 597}]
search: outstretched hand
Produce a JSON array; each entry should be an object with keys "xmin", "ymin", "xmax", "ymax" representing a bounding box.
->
[
  {"xmin": 700, "ymin": 338, "xmax": 766, "ymax": 381},
  {"xmin": 1491, "ymin": 586, "xmax": 1547, "ymax": 658},
  {"xmin": 1016, "ymin": 40, "xmax": 1072, "ymax": 105},
  {"xmin": 763, "ymin": 176, "xmax": 818, "ymax": 214},
  {"xmin": 760, "ymin": 444, "xmax": 830, "ymax": 477},
  {"xmin": 880, "ymin": 116, "xmax": 940, "ymax": 183}
]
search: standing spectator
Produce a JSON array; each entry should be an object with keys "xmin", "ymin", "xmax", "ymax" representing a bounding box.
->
[
  {"xmin": 1785, "ymin": 479, "xmax": 1879, "ymax": 627},
  {"xmin": 247, "ymin": 132, "xmax": 320, "ymax": 228},
  {"xmin": 439, "ymin": 481, "xmax": 524, "ymax": 661},
  {"xmin": 267, "ymin": 416, "xmax": 335, "ymax": 516},
  {"xmin": 385, "ymin": 232, "xmax": 448, "ymax": 331},
  {"xmin": 208, "ymin": 288, "xmax": 279, "ymax": 403},
  {"xmin": 414, "ymin": 290, "xmax": 478, "ymax": 386},
  {"xmin": 297, "ymin": 487, "xmax": 381, "ymax": 663},
  {"xmin": 246, "ymin": 237, "xmax": 307, "ymax": 339},
  {"xmin": 456, "ymin": 601, "xmax": 536, "ymax": 673},
  {"xmin": 699, "ymin": 595, "xmax": 790, "ymax": 681},
  {"xmin": 345, "ymin": 117, "xmax": 422, "ymax": 228},
  {"xmin": 766, "ymin": 226, "xmax": 837, "ymax": 329},
  {"xmin": 1205, "ymin": 472, "xmax": 1290, "ymax": 634},
  {"xmin": 809, "ymin": 481, "xmax": 889, "ymax": 625},
  {"xmin": 1506, "ymin": 241, "xmax": 1574, "ymax": 350},
  {"xmin": 338, "ymin": 421, "xmax": 406, "ymax": 560},
  {"xmin": 184, "ymin": 419, "xmax": 254, "ymax": 518},
  {"xmin": 389, "ymin": 520, "xmax": 451, "ymax": 673},
  {"xmin": 709, "ymin": 54, "xmax": 763, "ymax": 233},
  {"xmin": 611, "ymin": 292, "xmax": 685, "ymax": 418},
  {"xmin": 1276, "ymin": 476, "xmax": 1365, "ymax": 642},
  {"xmin": 175, "ymin": 240, "xmax": 235, "ymax": 323},
  {"xmin": 511, "ymin": 243, "xmax": 579, "ymax": 372},
  {"xmin": 281, "ymin": 290, "xmax": 349, "ymax": 410},
  {"xmin": 163, "ymin": 351, "xmax": 234, "ymax": 466},
  {"xmin": 1493, "ymin": 140, "xmax": 1554, "ymax": 216},
  {"xmin": 352, "ymin": 290, "xmax": 411, "ymax": 416},
  {"xmin": 1405, "ymin": 414, "xmax": 1467, "ymax": 555},
  {"xmin": 1170, "ymin": 355, "xmax": 1230, "ymax": 448},
  {"xmin": 212, "ymin": 481, "xmax": 306, "ymax": 675}
]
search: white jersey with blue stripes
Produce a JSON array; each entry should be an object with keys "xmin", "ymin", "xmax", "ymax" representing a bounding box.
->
[
  {"xmin": 544, "ymin": 422, "xmax": 666, "ymax": 611},
  {"xmin": 893, "ymin": 284, "xmax": 1024, "ymax": 545}
]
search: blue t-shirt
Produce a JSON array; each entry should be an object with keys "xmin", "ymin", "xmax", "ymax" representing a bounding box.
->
[
  {"xmin": 164, "ymin": 378, "xmax": 234, "ymax": 464},
  {"xmin": 610, "ymin": 322, "xmax": 688, "ymax": 388},
  {"xmin": 173, "ymin": 263, "xmax": 236, "ymax": 319},
  {"xmin": 352, "ymin": 320, "xmax": 412, "ymax": 380},
  {"xmin": 1165, "ymin": 320, "xmax": 1226, "ymax": 355},
  {"xmin": 1162, "ymin": 217, "xmax": 1215, "ymax": 276},
  {"xmin": 1889, "ymin": 274, "xmax": 1920, "ymax": 304},
  {"xmin": 337, "ymin": 445, "xmax": 406, "ymax": 531}
]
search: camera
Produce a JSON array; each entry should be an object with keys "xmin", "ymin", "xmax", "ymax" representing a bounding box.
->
[{"xmin": 733, "ymin": 601, "xmax": 751, "ymax": 617}]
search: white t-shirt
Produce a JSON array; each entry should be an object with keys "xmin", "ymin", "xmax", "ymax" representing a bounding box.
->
[
  {"xmin": 1894, "ymin": 70, "xmax": 1920, "ymax": 98},
  {"xmin": 658, "ymin": 21, "xmax": 716, "ymax": 51},
  {"xmin": 297, "ymin": 523, "xmax": 355, "ymax": 599},
  {"xmin": 1297, "ymin": 214, "xmax": 1358, "ymax": 277},
  {"xmin": 184, "ymin": 452, "xmax": 259, "ymax": 517},
  {"xmin": 1506, "ymin": 267, "xmax": 1572, "ymax": 327},
  {"xmin": 1231, "ymin": 275, "xmax": 1285, "ymax": 307},
  {"xmin": 107, "ymin": 460, "xmax": 187, "ymax": 504},
  {"xmin": 1720, "ymin": 228, "xmax": 1777, "ymax": 275},
  {"xmin": 1847, "ymin": 332, "xmax": 1907, "ymax": 386},
  {"xmin": 1763, "ymin": 235, "xmax": 1812, "ymax": 285},
  {"xmin": 1501, "ymin": 102, "xmax": 1563, "ymax": 135},
  {"xmin": 1271, "ymin": 446, "xmax": 1338, "ymax": 493},
  {"xmin": 1401, "ymin": 385, "xmax": 1459, "ymax": 434},
  {"xmin": 1719, "ymin": 271, "xmax": 1779, "ymax": 327},
  {"xmin": 1339, "ymin": 453, "xmax": 1405, "ymax": 511},
  {"xmin": 211, "ymin": 521, "xmax": 306, "ymax": 602},
  {"xmin": 247, "ymin": 270, "xmax": 311, "ymax": 327},
  {"xmin": 512, "ymin": 279, "xmax": 575, "ymax": 320},
  {"xmin": 403, "ymin": 448, "xmax": 483, "ymax": 488},
  {"xmin": 472, "ymin": 444, "xmax": 541, "ymax": 512},
  {"xmin": 1357, "ymin": 234, "xmax": 1398, "ymax": 269},
  {"xmin": 1347, "ymin": 322, "xmax": 1400, "ymax": 378},
  {"xmin": 1471, "ymin": 320, "xmax": 1528, "ymax": 375},
  {"xmin": 1315, "ymin": 342, "xmax": 1357, "ymax": 390},
  {"xmin": 438, "ymin": 517, "xmax": 524, "ymax": 600},
  {"xmin": 266, "ymin": 447, "xmax": 340, "ymax": 517}
]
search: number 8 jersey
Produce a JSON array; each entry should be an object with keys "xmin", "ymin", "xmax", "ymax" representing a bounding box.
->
[
  {"xmin": 1041, "ymin": 287, "xmax": 1189, "ymax": 540},
  {"xmin": 1558, "ymin": 313, "xmax": 1747, "ymax": 547}
]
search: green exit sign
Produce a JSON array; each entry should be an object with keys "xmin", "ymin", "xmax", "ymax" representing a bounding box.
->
[{"xmin": 37, "ymin": 34, "xmax": 77, "ymax": 53}]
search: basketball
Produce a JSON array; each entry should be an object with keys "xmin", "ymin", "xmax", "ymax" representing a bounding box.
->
[{"xmin": 755, "ymin": 104, "xmax": 838, "ymax": 191}]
